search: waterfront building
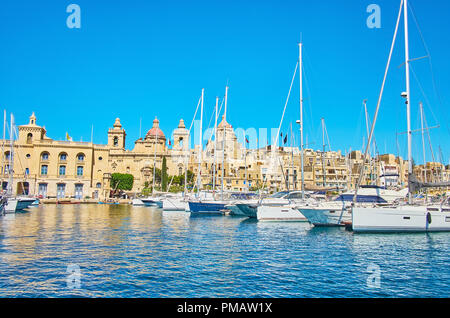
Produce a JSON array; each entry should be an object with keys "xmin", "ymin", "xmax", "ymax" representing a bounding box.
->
[{"xmin": 2, "ymin": 112, "xmax": 448, "ymax": 200}]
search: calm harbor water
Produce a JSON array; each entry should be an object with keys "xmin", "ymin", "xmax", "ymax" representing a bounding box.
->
[{"xmin": 0, "ymin": 204, "xmax": 449, "ymax": 298}]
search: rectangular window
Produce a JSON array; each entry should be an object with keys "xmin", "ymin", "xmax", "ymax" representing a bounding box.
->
[
  {"xmin": 38, "ymin": 183, "xmax": 47, "ymax": 198},
  {"xmin": 25, "ymin": 168, "xmax": 29, "ymax": 175},
  {"xmin": 77, "ymin": 166, "xmax": 83, "ymax": 176},
  {"xmin": 57, "ymin": 184, "xmax": 66, "ymax": 199},
  {"xmin": 59, "ymin": 165, "xmax": 66, "ymax": 176},
  {"xmin": 74, "ymin": 184, "xmax": 83, "ymax": 199},
  {"xmin": 41, "ymin": 165, "xmax": 48, "ymax": 175}
]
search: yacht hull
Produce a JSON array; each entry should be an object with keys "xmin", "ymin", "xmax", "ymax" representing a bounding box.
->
[
  {"xmin": 162, "ymin": 198, "xmax": 187, "ymax": 211},
  {"xmin": 188, "ymin": 201, "xmax": 226, "ymax": 215},
  {"xmin": 5, "ymin": 198, "xmax": 35, "ymax": 213},
  {"xmin": 227, "ymin": 204, "xmax": 246, "ymax": 216},
  {"xmin": 257, "ymin": 205, "xmax": 307, "ymax": 222},
  {"xmin": 352, "ymin": 206, "xmax": 450, "ymax": 232},
  {"xmin": 131, "ymin": 199, "xmax": 145, "ymax": 206},
  {"xmin": 299, "ymin": 207, "xmax": 350, "ymax": 227},
  {"xmin": 235, "ymin": 203, "xmax": 258, "ymax": 218},
  {"xmin": 141, "ymin": 199, "xmax": 163, "ymax": 208}
]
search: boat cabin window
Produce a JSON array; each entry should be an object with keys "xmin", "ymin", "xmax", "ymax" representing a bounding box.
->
[
  {"xmin": 270, "ymin": 191, "xmax": 289, "ymax": 198},
  {"xmin": 288, "ymin": 192, "xmax": 309, "ymax": 199}
]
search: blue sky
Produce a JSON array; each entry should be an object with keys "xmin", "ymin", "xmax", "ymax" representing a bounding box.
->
[{"xmin": 1, "ymin": 0, "xmax": 449, "ymax": 164}]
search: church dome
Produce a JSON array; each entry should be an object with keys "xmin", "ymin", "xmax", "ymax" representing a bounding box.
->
[{"xmin": 145, "ymin": 117, "xmax": 166, "ymax": 140}]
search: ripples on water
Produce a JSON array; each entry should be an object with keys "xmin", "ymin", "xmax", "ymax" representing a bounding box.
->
[{"xmin": 0, "ymin": 204, "xmax": 449, "ymax": 298}]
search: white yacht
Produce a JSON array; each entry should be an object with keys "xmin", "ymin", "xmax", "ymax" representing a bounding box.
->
[
  {"xmin": 298, "ymin": 187, "xmax": 408, "ymax": 227},
  {"xmin": 256, "ymin": 203, "xmax": 308, "ymax": 222},
  {"xmin": 4, "ymin": 197, "xmax": 36, "ymax": 213},
  {"xmin": 235, "ymin": 190, "xmax": 313, "ymax": 219},
  {"xmin": 2, "ymin": 113, "xmax": 36, "ymax": 213},
  {"xmin": 353, "ymin": 200, "xmax": 450, "ymax": 232},
  {"xmin": 351, "ymin": 0, "xmax": 450, "ymax": 233},
  {"xmin": 162, "ymin": 192, "xmax": 189, "ymax": 211}
]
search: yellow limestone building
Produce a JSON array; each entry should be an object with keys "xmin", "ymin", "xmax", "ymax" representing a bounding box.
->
[
  {"xmin": 1, "ymin": 113, "xmax": 189, "ymax": 200},
  {"xmin": 2, "ymin": 112, "xmax": 428, "ymax": 200}
]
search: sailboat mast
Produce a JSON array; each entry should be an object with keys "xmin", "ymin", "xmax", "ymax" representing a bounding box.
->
[
  {"xmin": 420, "ymin": 102, "xmax": 427, "ymax": 183},
  {"xmin": 1, "ymin": 110, "xmax": 5, "ymax": 182},
  {"xmin": 299, "ymin": 42, "xmax": 305, "ymax": 198},
  {"xmin": 212, "ymin": 96, "xmax": 219, "ymax": 196},
  {"xmin": 152, "ymin": 120, "xmax": 158, "ymax": 196},
  {"xmin": 221, "ymin": 86, "xmax": 228, "ymax": 200},
  {"xmin": 290, "ymin": 123, "xmax": 294, "ymax": 191},
  {"xmin": 197, "ymin": 88, "xmax": 204, "ymax": 197},
  {"xmin": 244, "ymin": 137, "xmax": 248, "ymax": 192},
  {"xmin": 404, "ymin": 0, "xmax": 413, "ymax": 204},
  {"xmin": 363, "ymin": 100, "xmax": 372, "ymax": 184},
  {"xmin": 7, "ymin": 113, "xmax": 14, "ymax": 196},
  {"xmin": 321, "ymin": 118, "xmax": 326, "ymax": 187}
]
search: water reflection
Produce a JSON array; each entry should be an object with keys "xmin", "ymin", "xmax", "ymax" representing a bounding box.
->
[{"xmin": 0, "ymin": 204, "xmax": 449, "ymax": 298}]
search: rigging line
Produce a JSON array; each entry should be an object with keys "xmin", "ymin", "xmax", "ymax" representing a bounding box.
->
[
  {"xmin": 409, "ymin": 2, "xmax": 446, "ymax": 112},
  {"xmin": 12, "ymin": 125, "xmax": 26, "ymax": 176},
  {"xmin": 313, "ymin": 121, "xmax": 322, "ymax": 152},
  {"xmin": 261, "ymin": 61, "xmax": 298, "ymax": 194},
  {"xmin": 187, "ymin": 96, "xmax": 202, "ymax": 135},
  {"xmin": 273, "ymin": 61, "xmax": 298, "ymax": 150},
  {"xmin": 353, "ymin": 103, "xmax": 365, "ymax": 154},
  {"xmin": 205, "ymin": 97, "xmax": 224, "ymax": 147},
  {"xmin": 353, "ymin": 0, "xmax": 404, "ymax": 203},
  {"xmin": 302, "ymin": 54, "xmax": 315, "ymax": 142},
  {"xmin": 184, "ymin": 95, "xmax": 202, "ymax": 192},
  {"xmin": 205, "ymin": 96, "xmax": 225, "ymax": 138},
  {"xmin": 323, "ymin": 121, "xmax": 340, "ymax": 187},
  {"xmin": 409, "ymin": 63, "xmax": 438, "ymax": 125},
  {"xmin": 423, "ymin": 109, "xmax": 436, "ymax": 163}
]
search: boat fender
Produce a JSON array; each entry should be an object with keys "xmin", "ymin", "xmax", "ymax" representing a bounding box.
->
[{"xmin": 426, "ymin": 212, "xmax": 432, "ymax": 225}]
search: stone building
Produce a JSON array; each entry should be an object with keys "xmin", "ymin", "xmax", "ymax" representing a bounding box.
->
[{"xmin": 3, "ymin": 112, "xmax": 445, "ymax": 200}]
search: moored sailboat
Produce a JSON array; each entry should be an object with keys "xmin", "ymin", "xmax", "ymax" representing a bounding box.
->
[
  {"xmin": 2, "ymin": 112, "xmax": 35, "ymax": 213},
  {"xmin": 351, "ymin": 0, "xmax": 450, "ymax": 233}
]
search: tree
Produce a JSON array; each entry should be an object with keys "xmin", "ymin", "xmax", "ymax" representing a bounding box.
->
[
  {"xmin": 111, "ymin": 173, "xmax": 134, "ymax": 191},
  {"xmin": 161, "ymin": 156, "xmax": 168, "ymax": 191}
]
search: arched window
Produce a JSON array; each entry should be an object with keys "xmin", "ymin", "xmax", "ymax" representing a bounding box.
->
[
  {"xmin": 4, "ymin": 151, "xmax": 10, "ymax": 161},
  {"xmin": 41, "ymin": 152, "xmax": 49, "ymax": 161},
  {"xmin": 113, "ymin": 137, "xmax": 119, "ymax": 147},
  {"xmin": 77, "ymin": 153, "xmax": 85, "ymax": 161},
  {"xmin": 27, "ymin": 133, "xmax": 33, "ymax": 144},
  {"xmin": 178, "ymin": 166, "xmax": 183, "ymax": 176},
  {"xmin": 59, "ymin": 152, "xmax": 67, "ymax": 161},
  {"xmin": 96, "ymin": 182, "xmax": 102, "ymax": 188}
]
